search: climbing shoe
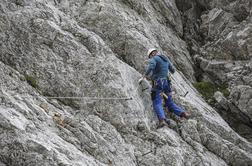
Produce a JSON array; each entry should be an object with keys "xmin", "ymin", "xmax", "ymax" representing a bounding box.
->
[{"xmin": 180, "ymin": 112, "xmax": 190, "ymax": 119}]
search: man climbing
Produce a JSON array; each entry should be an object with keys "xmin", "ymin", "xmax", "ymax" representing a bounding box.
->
[{"xmin": 141, "ymin": 48, "xmax": 190, "ymax": 128}]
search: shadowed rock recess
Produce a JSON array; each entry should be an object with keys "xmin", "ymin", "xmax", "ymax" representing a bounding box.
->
[{"xmin": 0, "ymin": 0, "xmax": 251, "ymax": 166}]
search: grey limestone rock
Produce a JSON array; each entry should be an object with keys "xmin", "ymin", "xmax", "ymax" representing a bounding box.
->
[{"xmin": 177, "ymin": 0, "xmax": 252, "ymax": 141}]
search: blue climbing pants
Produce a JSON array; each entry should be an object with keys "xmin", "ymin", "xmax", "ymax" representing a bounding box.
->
[{"xmin": 151, "ymin": 79, "xmax": 184, "ymax": 120}]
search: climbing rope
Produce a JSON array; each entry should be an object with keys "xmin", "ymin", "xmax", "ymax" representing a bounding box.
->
[
  {"xmin": 170, "ymin": 74, "xmax": 189, "ymax": 97},
  {"xmin": 19, "ymin": 95, "xmax": 133, "ymax": 100}
]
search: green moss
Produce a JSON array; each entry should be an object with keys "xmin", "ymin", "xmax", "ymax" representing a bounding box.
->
[
  {"xmin": 218, "ymin": 84, "xmax": 230, "ymax": 98},
  {"xmin": 193, "ymin": 82, "xmax": 215, "ymax": 101},
  {"xmin": 221, "ymin": 88, "xmax": 230, "ymax": 97},
  {"xmin": 193, "ymin": 81, "xmax": 230, "ymax": 103},
  {"xmin": 25, "ymin": 74, "xmax": 38, "ymax": 89}
]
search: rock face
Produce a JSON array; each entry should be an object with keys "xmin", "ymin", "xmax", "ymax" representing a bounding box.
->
[
  {"xmin": 177, "ymin": 0, "xmax": 252, "ymax": 141},
  {"xmin": 0, "ymin": 0, "xmax": 252, "ymax": 165}
]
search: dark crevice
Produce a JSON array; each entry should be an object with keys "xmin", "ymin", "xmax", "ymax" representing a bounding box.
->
[
  {"xmin": 193, "ymin": 56, "xmax": 205, "ymax": 82},
  {"xmin": 177, "ymin": 1, "xmax": 207, "ymax": 44},
  {"xmin": 214, "ymin": 103, "xmax": 252, "ymax": 142},
  {"xmin": 175, "ymin": 0, "xmax": 208, "ymax": 81}
]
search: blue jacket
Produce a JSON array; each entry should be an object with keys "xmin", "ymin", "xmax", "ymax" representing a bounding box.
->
[{"xmin": 145, "ymin": 54, "xmax": 175, "ymax": 80}]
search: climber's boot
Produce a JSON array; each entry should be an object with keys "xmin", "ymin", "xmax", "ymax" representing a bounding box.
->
[{"xmin": 180, "ymin": 112, "xmax": 190, "ymax": 119}]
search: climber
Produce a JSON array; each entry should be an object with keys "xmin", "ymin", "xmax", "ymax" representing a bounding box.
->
[{"xmin": 140, "ymin": 48, "xmax": 190, "ymax": 128}]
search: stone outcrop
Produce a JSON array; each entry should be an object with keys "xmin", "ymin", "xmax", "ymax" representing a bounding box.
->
[{"xmin": 177, "ymin": 0, "xmax": 252, "ymax": 141}]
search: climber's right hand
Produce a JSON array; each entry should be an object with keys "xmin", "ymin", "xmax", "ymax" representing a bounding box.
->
[{"xmin": 138, "ymin": 77, "xmax": 144, "ymax": 84}]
